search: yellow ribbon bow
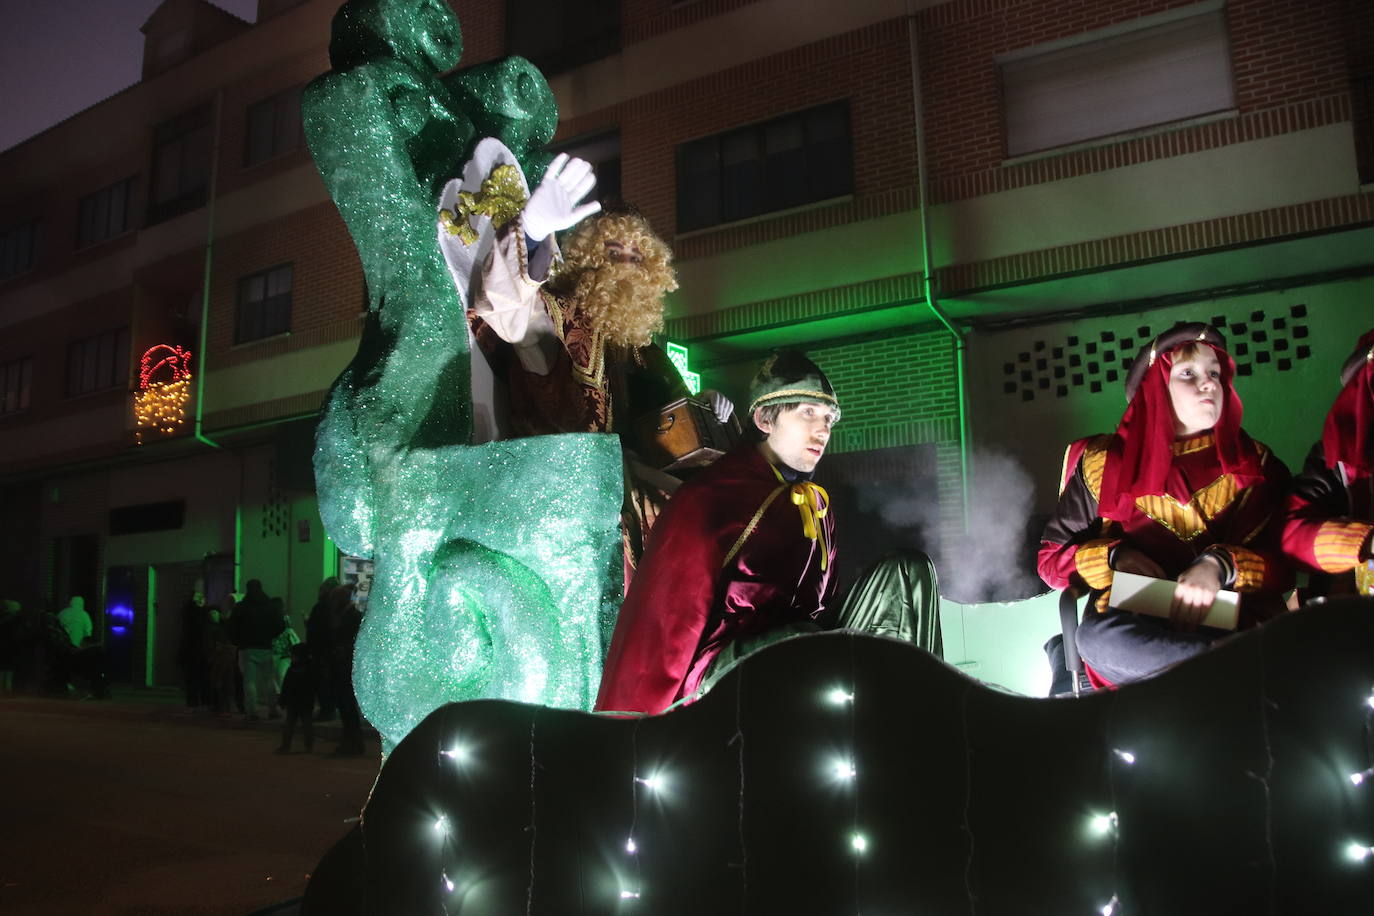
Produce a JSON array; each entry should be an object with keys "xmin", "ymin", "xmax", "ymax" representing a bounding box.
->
[
  {"xmin": 438, "ymin": 163, "xmax": 528, "ymax": 245},
  {"xmin": 765, "ymin": 464, "xmax": 831, "ymax": 571},
  {"xmin": 789, "ymin": 481, "xmax": 831, "ymax": 571}
]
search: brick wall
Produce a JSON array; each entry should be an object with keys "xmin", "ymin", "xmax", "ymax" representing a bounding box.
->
[
  {"xmin": 918, "ymin": 0, "xmax": 1352, "ymax": 199},
  {"xmin": 811, "ymin": 329, "xmax": 959, "ymax": 448},
  {"xmin": 452, "ymin": 0, "xmax": 506, "ymax": 64},
  {"xmin": 206, "ymin": 201, "xmax": 363, "ymax": 367},
  {"xmin": 0, "ymin": 286, "xmax": 134, "ymax": 420},
  {"xmin": 41, "ymin": 472, "xmax": 111, "ymax": 617},
  {"xmin": 216, "ymin": 51, "xmax": 330, "ymax": 198},
  {"xmin": 559, "ymin": 18, "xmax": 917, "ymax": 249},
  {"xmin": 623, "ymin": 0, "xmax": 763, "ymax": 43},
  {"xmin": 809, "ymin": 328, "xmax": 966, "ymax": 537}
]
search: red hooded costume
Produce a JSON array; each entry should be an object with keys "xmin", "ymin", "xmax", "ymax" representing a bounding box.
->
[
  {"xmin": 1280, "ymin": 329, "xmax": 1374, "ymax": 593},
  {"xmin": 1038, "ymin": 324, "xmax": 1292, "ymax": 685}
]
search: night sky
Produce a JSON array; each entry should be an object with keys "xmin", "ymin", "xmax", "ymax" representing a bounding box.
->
[{"xmin": 0, "ymin": 0, "xmax": 258, "ymax": 152}]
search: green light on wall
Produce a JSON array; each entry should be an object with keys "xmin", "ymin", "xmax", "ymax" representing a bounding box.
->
[
  {"xmin": 666, "ymin": 341, "xmax": 702, "ymax": 395},
  {"xmin": 146, "ymin": 565, "xmax": 157, "ymax": 688}
]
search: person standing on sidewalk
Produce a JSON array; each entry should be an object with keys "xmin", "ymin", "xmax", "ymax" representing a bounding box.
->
[
  {"xmin": 204, "ymin": 606, "xmax": 238, "ymax": 717},
  {"xmin": 275, "ymin": 643, "xmax": 317, "ymax": 754},
  {"xmin": 178, "ymin": 590, "xmax": 210, "ymax": 710},
  {"xmin": 305, "ymin": 577, "xmax": 339, "ymax": 722},
  {"xmin": 230, "ymin": 580, "xmax": 284, "ymax": 720},
  {"xmin": 325, "ymin": 584, "xmax": 365, "ymax": 756}
]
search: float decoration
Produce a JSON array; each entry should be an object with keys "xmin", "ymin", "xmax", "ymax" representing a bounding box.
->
[
  {"xmin": 134, "ymin": 344, "xmax": 193, "ymax": 444},
  {"xmin": 303, "ymin": 0, "xmax": 622, "ymax": 754}
]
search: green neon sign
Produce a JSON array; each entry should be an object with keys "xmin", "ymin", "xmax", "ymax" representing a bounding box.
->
[{"xmin": 665, "ymin": 341, "xmax": 701, "ymax": 395}]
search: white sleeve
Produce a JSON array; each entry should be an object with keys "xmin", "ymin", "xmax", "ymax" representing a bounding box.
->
[{"xmin": 473, "ymin": 225, "xmax": 561, "ymax": 374}]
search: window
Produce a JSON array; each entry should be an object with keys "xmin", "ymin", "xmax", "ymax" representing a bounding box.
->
[
  {"xmin": 0, "ymin": 221, "xmax": 38, "ymax": 281},
  {"xmin": 149, "ymin": 105, "xmax": 212, "ymax": 223},
  {"xmin": 677, "ymin": 101, "xmax": 853, "ymax": 233},
  {"xmin": 235, "ymin": 264, "xmax": 292, "ymax": 343},
  {"xmin": 505, "ymin": 0, "xmax": 619, "ymax": 77},
  {"xmin": 77, "ymin": 178, "xmax": 135, "ymax": 248},
  {"xmin": 109, "ymin": 500, "xmax": 186, "ymax": 535},
  {"xmin": 1355, "ymin": 72, "xmax": 1374, "ymax": 185},
  {"xmin": 550, "ymin": 130, "xmax": 621, "ymax": 210},
  {"xmin": 0, "ymin": 356, "xmax": 32, "ymax": 415},
  {"xmin": 1000, "ymin": 3, "xmax": 1234, "ymax": 157},
  {"xmin": 244, "ymin": 87, "xmax": 303, "ymax": 166},
  {"xmin": 66, "ymin": 327, "xmax": 130, "ymax": 397}
]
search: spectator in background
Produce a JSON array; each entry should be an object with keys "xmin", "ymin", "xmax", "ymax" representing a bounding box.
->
[
  {"xmin": 326, "ymin": 584, "xmax": 365, "ymax": 756},
  {"xmin": 230, "ymin": 579, "xmax": 284, "ymax": 720},
  {"xmin": 0, "ymin": 599, "xmax": 22, "ymax": 692},
  {"xmin": 267, "ymin": 596, "xmax": 297, "ymax": 718},
  {"xmin": 276, "ymin": 642, "xmax": 317, "ymax": 754},
  {"xmin": 11, "ymin": 602, "xmax": 56, "ymax": 693},
  {"xmin": 204, "ymin": 604, "xmax": 238, "ymax": 717},
  {"xmin": 56, "ymin": 596, "xmax": 92, "ymax": 651},
  {"xmin": 306, "ymin": 577, "xmax": 339, "ymax": 722},
  {"xmin": 178, "ymin": 589, "xmax": 210, "ymax": 710},
  {"xmin": 55, "ymin": 596, "xmax": 107, "ymax": 699},
  {"xmin": 0, "ymin": 599, "xmax": 20, "ymax": 692}
]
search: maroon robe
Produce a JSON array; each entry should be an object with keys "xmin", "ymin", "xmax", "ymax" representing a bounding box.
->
[
  {"xmin": 595, "ymin": 443, "xmax": 837, "ymax": 715},
  {"xmin": 472, "ymin": 290, "xmax": 688, "ymax": 437}
]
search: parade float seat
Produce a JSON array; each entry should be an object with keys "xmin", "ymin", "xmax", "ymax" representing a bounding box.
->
[{"xmin": 302, "ymin": 598, "xmax": 1374, "ymax": 915}]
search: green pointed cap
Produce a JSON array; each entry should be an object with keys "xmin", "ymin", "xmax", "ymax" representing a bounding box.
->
[{"xmin": 746, "ymin": 350, "xmax": 840, "ymax": 420}]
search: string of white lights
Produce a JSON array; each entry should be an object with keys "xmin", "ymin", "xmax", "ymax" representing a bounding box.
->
[
  {"xmin": 730, "ymin": 671, "xmax": 748, "ymax": 908},
  {"xmin": 620, "ymin": 717, "xmax": 644, "ymax": 901},
  {"xmin": 1354, "ymin": 684, "xmax": 1374, "ymax": 787},
  {"xmin": 959, "ymin": 682, "xmax": 978, "ymax": 915},
  {"xmin": 407, "ymin": 611, "xmax": 1374, "ymax": 911},
  {"xmin": 847, "ymin": 637, "xmax": 861, "ymax": 914},
  {"xmin": 1346, "ymin": 685, "xmax": 1374, "ymax": 865},
  {"xmin": 437, "ymin": 708, "xmax": 455, "ymax": 914},
  {"xmin": 1100, "ymin": 692, "xmax": 1124, "ymax": 916},
  {"xmin": 1246, "ymin": 650, "xmax": 1278, "ymax": 915},
  {"xmin": 526, "ymin": 709, "xmax": 539, "ymax": 916}
]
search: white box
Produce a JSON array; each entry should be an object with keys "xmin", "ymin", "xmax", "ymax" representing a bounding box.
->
[{"xmin": 1110, "ymin": 570, "xmax": 1240, "ymax": 631}]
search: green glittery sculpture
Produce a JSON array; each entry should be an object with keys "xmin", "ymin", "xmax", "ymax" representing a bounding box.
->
[{"xmin": 303, "ymin": 0, "xmax": 623, "ymax": 753}]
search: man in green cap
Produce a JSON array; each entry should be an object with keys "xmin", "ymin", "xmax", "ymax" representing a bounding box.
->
[{"xmin": 595, "ymin": 351, "xmax": 940, "ymax": 715}]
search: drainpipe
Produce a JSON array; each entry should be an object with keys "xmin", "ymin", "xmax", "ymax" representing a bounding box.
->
[
  {"xmin": 195, "ymin": 88, "xmax": 224, "ymax": 451},
  {"xmin": 192, "ymin": 88, "xmax": 243, "ymax": 592},
  {"xmin": 907, "ymin": 4, "xmax": 970, "ymax": 534}
]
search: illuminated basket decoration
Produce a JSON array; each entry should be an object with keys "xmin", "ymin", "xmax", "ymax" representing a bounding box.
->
[{"xmin": 135, "ymin": 344, "xmax": 193, "ymax": 444}]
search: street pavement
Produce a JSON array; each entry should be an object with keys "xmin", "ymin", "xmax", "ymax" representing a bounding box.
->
[{"xmin": 0, "ymin": 690, "xmax": 379, "ymax": 916}]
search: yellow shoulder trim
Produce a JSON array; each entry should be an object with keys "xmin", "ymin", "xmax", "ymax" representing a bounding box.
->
[{"xmin": 1080, "ymin": 435, "xmax": 1112, "ymax": 502}]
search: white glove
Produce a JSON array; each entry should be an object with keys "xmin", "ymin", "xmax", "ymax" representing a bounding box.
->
[
  {"xmin": 522, "ymin": 153, "xmax": 601, "ymax": 242},
  {"xmin": 701, "ymin": 389, "xmax": 735, "ymax": 424}
]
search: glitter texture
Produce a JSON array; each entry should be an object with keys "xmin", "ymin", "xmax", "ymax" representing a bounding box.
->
[{"xmin": 304, "ymin": 0, "xmax": 620, "ymax": 753}]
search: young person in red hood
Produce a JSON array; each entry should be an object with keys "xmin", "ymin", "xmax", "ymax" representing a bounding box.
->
[
  {"xmin": 595, "ymin": 351, "xmax": 941, "ymax": 715},
  {"xmin": 1038, "ymin": 323, "xmax": 1292, "ymax": 687},
  {"xmin": 1281, "ymin": 330, "xmax": 1374, "ymax": 597}
]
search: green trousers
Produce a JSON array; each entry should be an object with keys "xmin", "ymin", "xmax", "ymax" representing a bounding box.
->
[{"xmin": 697, "ymin": 551, "xmax": 943, "ymax": 698}]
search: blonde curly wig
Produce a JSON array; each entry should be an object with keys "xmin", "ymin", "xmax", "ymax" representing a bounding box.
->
[{"xmin": 551, "ymin": 212, "xmax": 679, "ymax": 347}]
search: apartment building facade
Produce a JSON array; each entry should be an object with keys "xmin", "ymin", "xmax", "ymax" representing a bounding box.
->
[{"xmin": 1, "ymin": 0, "xmax": 1370, "ymax": 685}]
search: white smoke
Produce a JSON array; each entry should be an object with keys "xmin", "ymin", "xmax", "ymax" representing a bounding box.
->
[{"xmin": 859, "ymin": 448, "xmax": 1043, "ymax": 603}]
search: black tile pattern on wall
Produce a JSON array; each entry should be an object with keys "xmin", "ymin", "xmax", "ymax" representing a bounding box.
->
[
  {"xmin": 261, "ymin": 458, "xmax": 290, "ymax": 539},
  {"xmin": 1002, "ymin": 304, "xmax": 1312, "ymax": 401}
]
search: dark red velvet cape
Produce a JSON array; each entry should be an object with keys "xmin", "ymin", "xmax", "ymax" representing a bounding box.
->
[{"xmin": 595, "ymin": 444, "xmax": 837, "ymax": 715}]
